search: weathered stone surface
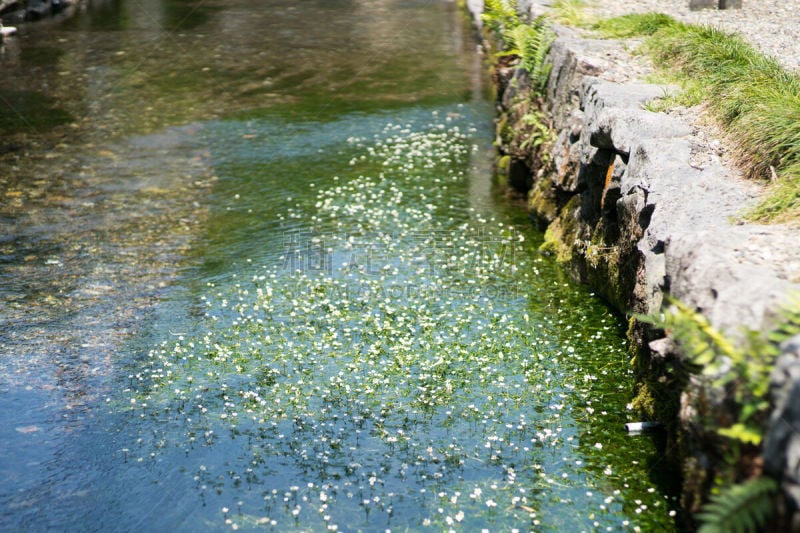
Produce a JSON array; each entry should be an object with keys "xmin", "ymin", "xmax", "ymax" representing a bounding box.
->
[
  {"xmin": 469, "ymin": 0, "xmax": 800, "ymax": 524},
  {"xmin": 491, "ymin": 13, "xmax": 800, "ymax": 528},
  {"xmin": 25, "ymin": 0, "xmax": 52, "ymax": 20},
  {"xmin": 688, "ymin": 0, "xmax": 742, "ymax": 10},
  {"xmin": 690, "ymin": 0, "xmax": 718, "ymax": 10},
  {"xmin": 590, "ymin": 107, "xmax": 692, "ymax": 155},
  {"xmin": 536, "ymin": 22, "xmax": 800, "ymax": 526},
  {"xmin": 1, "ymin": 0, "xmax": 80, "ymax": 21},
  {"xmin": 765, "ymin": 336, "xmax": 800, "ymax": 527},
  {"xmin": 768, "ymin": 336, "xmax": 800, "ymax": 422},
  {"xmin": 464, "ymin": 0, "xmax": 484, "ymax": 29},
  {"xmin": 665, "ymin": 230, "xmax": 798, "ymax": 333}
]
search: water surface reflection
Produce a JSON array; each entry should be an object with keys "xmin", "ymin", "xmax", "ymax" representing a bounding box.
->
[{"xmin": 0, "ymin": 0, "xmax": 678, "ymax": 530}]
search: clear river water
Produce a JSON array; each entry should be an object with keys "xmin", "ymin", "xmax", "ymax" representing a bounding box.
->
[{"xmin": 0, "ymin": 0, "xmax": 679, "ymax": 531}]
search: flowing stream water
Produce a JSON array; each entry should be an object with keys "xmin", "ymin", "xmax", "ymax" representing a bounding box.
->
[{"xmin": 1, "ymin": 0, "xmax": 679, "ymax": 530}]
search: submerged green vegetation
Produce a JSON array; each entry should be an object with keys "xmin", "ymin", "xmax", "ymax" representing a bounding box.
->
[
  {"xmin": 0, "ymin": 0, "xmax": 687, "ymax": 530},
  {"xmin": 121, "ymin": 114, "xmax": 677, "ymax": 531},
  {"xmin": 592, "ymin": 13, "xmax": 800, "ymax": 223}
]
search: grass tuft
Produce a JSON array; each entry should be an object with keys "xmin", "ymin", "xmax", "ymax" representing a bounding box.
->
[
  {"xmin": 594, "ymin": 12, "xmax": 678, "ymax": 38},
  {"xmin": 594, "ymin": 13, "xmax": 800, "ymax": 223},
  {"xmin": 549, "ymin": 0, "xmax": 594, "ymax": 27}
]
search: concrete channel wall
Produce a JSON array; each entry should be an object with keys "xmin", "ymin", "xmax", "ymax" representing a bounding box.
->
[{"xmin": 465, "ymin": 0, "xmax": 800, "ymax": 528}]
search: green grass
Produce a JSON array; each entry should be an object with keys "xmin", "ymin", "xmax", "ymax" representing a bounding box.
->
[
  {"xmin": 549, "ymin": 0, "xmax": 594, "ymax": 27},
  {"xmin": 593, "ymin": 12, "xmax": 677, "ymax": 38},
  {"xmin": 594, "ymin": 13, "xmax": 800, "ymax": 223}
]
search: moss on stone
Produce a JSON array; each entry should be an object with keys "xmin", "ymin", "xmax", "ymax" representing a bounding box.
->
[
  {"xmin": 630, "ymin": 381, "xmax": 658, "ymax": 420},
  {"xmin": 495, "ymin": 155, "xmax": 511, "ymax": 188},
  {"xmin": 497, "ymin": 113, "xmax": 514, "ymax": 147},
  {"xmin": 540, "ymin": 224, "xmax": 563, "ymax": 257},
  {"xmin": 528, "ymin": 171, "xmax": 559, "ymax": 223},
  {"xmin": 539, "ymin": 195, "xmax": 582, "ymax": 263}
]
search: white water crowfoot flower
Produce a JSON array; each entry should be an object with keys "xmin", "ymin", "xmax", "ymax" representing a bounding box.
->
[{"xmin": 119, "ymin": 110, "xmax": 676, "ymax": 532}]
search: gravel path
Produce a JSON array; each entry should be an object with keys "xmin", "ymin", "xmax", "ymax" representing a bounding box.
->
[
  {"xmin": 551, "ymin": 0, "xmax": 800, "ymax": 187},
  {"xmin": 585, "ymin": 0, "xmax": 800, "ymax": 72}
]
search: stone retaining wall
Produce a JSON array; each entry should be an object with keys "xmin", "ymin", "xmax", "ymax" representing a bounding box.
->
[{"xmin": 466, "ymin": 0, "xmax": 800, "ymax": 528}]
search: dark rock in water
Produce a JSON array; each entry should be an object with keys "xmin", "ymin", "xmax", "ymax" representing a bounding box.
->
[
  {"xmin": 25, "ymin": 0, "xmax": 52, "ymax": 21},
  {"xmin": 2, "ymin": 9, "xmax": 26, "ymax": 24},
  {"xmin": 0, "ymin": 0, "xmax": 19, "ymax": 15},
  {"xmin": 2, "ymin": 0, "xmax": 75, "ymax": 21},
  {"xmin": 50, "ymin": 0, "xmax": 67, "ymax": 13}
]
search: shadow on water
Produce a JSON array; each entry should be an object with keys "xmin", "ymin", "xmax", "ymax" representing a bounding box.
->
[
  {"xmin": 19, "ymin": 45, "xmax": 65, "ymax": 65},
  {"xmin": 0, "ymin": 89, "xmax": 74, "ymax": 133},
  {"xmin": 161, "ymin": 0, "xmax": 223, "ymax": 31},
  {"xmin": 68, "ymin": 0, "xmax": 130, "ymax": 32}
]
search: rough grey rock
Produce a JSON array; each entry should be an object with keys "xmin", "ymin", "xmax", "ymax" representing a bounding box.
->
[
  {"xmin": 689, "ymin": 0, "xmax": 742, "ymax": 10},
  {"xmin": 768, "ymin": 336, "xmax": 800, "ymax": 422},
  {"xmin": 689, "ymin": 0, "xmax": 717, "ymax": 9},
  {"xmin": 581, "ymin": 78, "xmax": 692, "ymax": 155},
  {"xmin": 542, "ymin": 19, "xmax": 800, "ymax": 523},
  {"xmin": 765, "ymin": 335, "xmax": 800, "ymax": 528},
  {"xmin": 475, "ymin": 0, "xmax": 800, "ymax": 523},
  {"xmin": 465, "ymin": 0, "xmax": 484, "ymax": 30},
  {"xmin": 25, "ymin": 0, "xmax": 52, "ymax": 20},
  {"xmin": 497, "ymin": 7, "xmax": 800, "ymax": 520},
  {"xmin": 0, "ymin": 0, "xmax": 18, "ymax": 14}
]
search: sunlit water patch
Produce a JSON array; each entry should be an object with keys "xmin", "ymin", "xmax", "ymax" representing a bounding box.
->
[{"xmin": 118, "ymin": 113, "xmax": 678, "ymax": 531}]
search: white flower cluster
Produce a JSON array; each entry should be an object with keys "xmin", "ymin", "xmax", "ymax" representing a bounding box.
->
[{"xmin": 121, "ymin": 111, "xmax": 675, "ymax": 531}]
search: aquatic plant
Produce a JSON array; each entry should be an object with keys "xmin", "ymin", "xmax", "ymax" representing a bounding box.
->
[{"xmin": 118, "ymin": 111, "xmax": 676, "ymax": 531}]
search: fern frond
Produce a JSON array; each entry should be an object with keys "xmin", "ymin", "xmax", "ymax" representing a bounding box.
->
[
  {"xmin": 505, "ymin": 17, "xmax": 554, "ymax": 94},
  {"xmin": 481, "ymin": 0, "xmax": 521, "ymax": 45},
  {"xmin": 696, "ymin": 477, "xmax": 778, "ymax": 533},
  {"xmin": 637, "ymin": 298, "xmax": 772, "ymax": 444},
  {"xmin": 669, "ymin": 299, "xmax": 741, "ymax": 361},
  {"xmin": 769, "ymin": 293, "xmax": 800, "ymax": 345},
  {"xmin": 717, "ymin": 423, "xmax": 763, "ymax": 446}
]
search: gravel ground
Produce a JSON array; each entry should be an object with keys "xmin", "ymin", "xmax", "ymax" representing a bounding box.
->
[
  {"xmin": 550, "ymin": 0, "xmax": 800, "ymax": 178},
  {"xmin": 584, "ymin": 0, "xmax": 800, "ymax": 72}
]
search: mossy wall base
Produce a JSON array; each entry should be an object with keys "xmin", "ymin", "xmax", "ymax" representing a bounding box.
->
[{"xmin": 465, "ymin": 2, "xmax": 800, "ymax": 527}]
